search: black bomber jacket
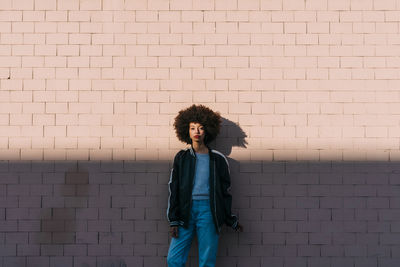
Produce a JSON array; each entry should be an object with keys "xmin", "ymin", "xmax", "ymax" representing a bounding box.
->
[{"xmin": 167, "ymin": 145, "xmax": 238, "ymax": 234}]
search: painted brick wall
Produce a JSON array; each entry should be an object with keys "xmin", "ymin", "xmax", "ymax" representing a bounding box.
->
[{"xmin": 1, "ymin": 0, "xmax": 400, "ymax": 266}]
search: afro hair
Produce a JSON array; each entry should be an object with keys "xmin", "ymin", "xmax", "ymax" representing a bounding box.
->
[{"xmin": 173, "ymin": 104, "xmax": 221, "ymax": 145}]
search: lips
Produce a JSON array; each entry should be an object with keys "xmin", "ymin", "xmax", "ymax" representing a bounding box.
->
[{"xmin": 194, "ymin": 135, "xmax": 200, "ymax": 138}]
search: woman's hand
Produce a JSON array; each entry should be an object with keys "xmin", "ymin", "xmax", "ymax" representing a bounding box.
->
[
  {"xmin": 235, "ymin": 223, "xmax": 244, "ymax": 233},
  {"xmin": 170, "ymin": 226, "xmax": 179, "ymax": 238}
]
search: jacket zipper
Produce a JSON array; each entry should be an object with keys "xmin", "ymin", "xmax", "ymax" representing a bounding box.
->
[
  {"xmin": 188, "ymin": 152, "xmax": 196, "ymax": 224},
  {"xmin": 213, "ymin": 160, "xmax": 221, "ymax": 233}
]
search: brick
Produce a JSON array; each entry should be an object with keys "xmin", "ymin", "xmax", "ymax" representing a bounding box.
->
[
  {"xmin": 332, "ymin": 233, "xmax": 356, "ymax": 245},
  {"xmin": 19, "ymin": 220, "xmax": 40, "ymax": 232},
  {"xmin": 26, "ymin": 257, "xmax": 50, "ymax": 267},
  {"xmin": 367, "ymin": 198, "xmax": 389, "ymax": 208},
  {"xmin": 132, "ymin": 244, "xmax": 157, "ymax": 257},
  {"xmin": 369, "ymin": 245, "xmax": 389, "ymax": 257},
  {"xmin": 18, "ymin": 195, "xmax": 41, "ymax": 207},
  {"xmin": 308, "ymin": 208, "xmax": 331, "ymax": 221},
  {"xmin": 40, "ymin": 245, "xmax": 63, "ymax": 256},
  {"xmin": 356, "ymin": 209, "xmax": 378, "ymax": 221},
  {"xmin": 73, "ymin": 257, "xmax": 95, "ymax": 267},
  {"xmin": 7, "ymin": 208, "xmax": 29, "ymax": 219},
  {"xmin": 261, "ymin": 233, "xmax": 285, "ymax": 245},
  {"xmin": 345, "ymin": 246, "xmax": 367, "ymax": 257},
  {"xmin": 344, "ymin": 221, "xmax": 366, "ymax": 233},
  {"xmin": 332, "ymin": 209, "xmax": 355, "ymax": 221},
  {"xmin": 321, "ymin": 245, "xmax": 344, "ymax": 257},
  {"xmin": 285, "ymin": 209, "xmax": 307, "ymax": 221},
  {"xmin": 297, "ymin": 245, "xmax": 320, "ymax": 256},
  {"xmin": 87, "ymin": 244, "xmax": 110, "ymax": 256},
  {"xmin": 6, "ymin": 233, "xmax": 28, "ymax": 244},
  {"xmin": 0, "ymin": 244, "xmax": 17, "ymax": 257},
  {"xmin": 87, "ymin": 220, "xmax": 109, "ymax": 233},
  {"xmin": 320, "ymin": 197, "xmax": 343, "ymax": 208},
  {"xmin": 99, "ymin": 232, "xmax": 121, "ymax": 244},
  {"xmin": 78, "ymin": 0, "xmax": 101, "ymax": 10},
  {"xmin": 76, "ymin": 232, "xmax": 97, "ymax": 244},
  {"xmin": 366, "ymin": 221, "xmax": 389, "ymax": 233},
  {"xmin": 219, "ymin": 238, "xmax": 238, "ymax": 252},
  {"xmin": 41, "ymin": 11, "xmax": 65, "ymax": 22},
  {"xmin": 355, "ymin": 258, "xmax": 377, "ymax": 267},
  {"xmin": 250, "ymin": 245, "xmax": 274, "ymax": 257},
  {"xmin": 64, "ymin": 197, "xmax": 87, "ymax": 208},
  {"xmin": 63, "ymin": 219, "xmax": 86, "ymax": 232},
  {"xmin": 49, "ymin": 257, "xmax": 72, "ymax": 267},
  {"xmin": 309, "ymin": 258, "xmax": 331, "ymax": 267},
  {"xmin": 63, "ymin": 244, "xmax": 87, "ymax": 256},
  {"xmin": 105, "ymin": 246, "xmax": 130, "ymax": 258},
  {"xmin": 283, "ymin": 257, "xmax": 306, "ymax": 267},
  {"xmin": 321, "ymin": 222, "xmax": 345, "ymax": 234},
  {"xmin": 4, "ymin": 257, "xmax": 26, "ymax": 267},
  {"xmin": 18, "ymin": 245, "xmax": 40, "ymax": 256}
]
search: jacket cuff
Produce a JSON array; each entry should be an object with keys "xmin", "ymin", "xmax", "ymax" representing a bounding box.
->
[{"xmin": 169, "ymin": 221, "xmax": 180, "ymax": 227}]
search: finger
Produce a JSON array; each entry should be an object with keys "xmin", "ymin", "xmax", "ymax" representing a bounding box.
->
[
  {"xmin": 171, "ymin": 228, "xmax": 178, "ymax": 238},
  {"xmin": 175, "ymin": 229, "xmax": 179, "ymax": 238}
]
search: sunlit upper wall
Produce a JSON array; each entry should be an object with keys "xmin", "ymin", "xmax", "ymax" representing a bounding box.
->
[{"xmin": 0, "ymin": 0, "xmax": 399, "ymax": 161}]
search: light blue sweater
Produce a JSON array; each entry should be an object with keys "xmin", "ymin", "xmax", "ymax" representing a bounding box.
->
[{"xmin": 192, "ymin": 153, "xmax": 210, "ymax": 200}]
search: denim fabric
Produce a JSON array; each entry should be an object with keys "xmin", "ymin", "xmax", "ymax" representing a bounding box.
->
[{"xmin": 167, "ymin": 199, "xmax": 219, "ymax": 267}]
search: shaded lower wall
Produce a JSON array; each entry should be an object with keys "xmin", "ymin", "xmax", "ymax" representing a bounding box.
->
[{"xmin": 0, "ymin": 160, "xmax": 400, "ymax": 267}]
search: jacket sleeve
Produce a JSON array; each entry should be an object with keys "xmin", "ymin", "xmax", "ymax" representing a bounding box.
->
[
  {"xmin": 220, "ymin": 157, "xmax": 238, "ymax": 229},
  {"xmin": 167, "ymin": 152, "xmax": 180, "ymax": 227}
]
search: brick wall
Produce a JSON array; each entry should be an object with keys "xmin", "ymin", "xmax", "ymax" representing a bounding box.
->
[
  {"xmin": 1, "ymin": 0, "xmax": 400, "ymax": 266},
  {"xmin": 2, "ymin": 161, "xmax": 400, "ymax": 267}
]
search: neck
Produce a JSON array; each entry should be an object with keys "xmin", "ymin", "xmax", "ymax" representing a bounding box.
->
[{"xmin": 192, "ymin": 142, "xmax": 208, "ymax": 154}]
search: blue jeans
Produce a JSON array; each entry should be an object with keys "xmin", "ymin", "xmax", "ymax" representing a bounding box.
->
[{"xmin": 167, "ymin": 199, "xmax": 219, "ymax": 267}]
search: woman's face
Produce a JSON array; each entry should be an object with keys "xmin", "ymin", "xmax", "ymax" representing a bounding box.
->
[{"xmin": 189, "ymin": 122, "xmax": 206, "ymax": 144}]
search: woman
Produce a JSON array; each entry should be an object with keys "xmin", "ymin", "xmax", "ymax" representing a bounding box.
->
[{"xmin": 167, "ymin": 104, "xmax": 243, "ymax": 267}]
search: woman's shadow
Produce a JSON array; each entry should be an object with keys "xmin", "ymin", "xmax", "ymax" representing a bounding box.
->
[{"xmin": 212, "ymin": 117, "xmax": 248, "ymax": 156}]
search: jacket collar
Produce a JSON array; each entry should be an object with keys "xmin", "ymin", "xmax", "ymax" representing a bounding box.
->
[
  {"xmin": 189, "ymin": 145, "xmax": 195, "ymax": 156},
  {"xmin": 189, "ymin": 144, "xmax": 211, "ymax": 157}
]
